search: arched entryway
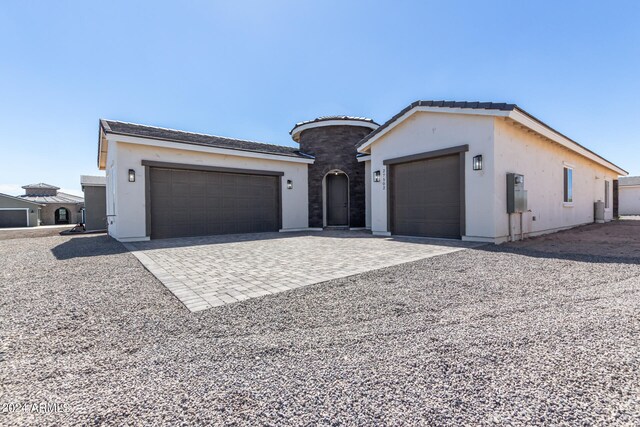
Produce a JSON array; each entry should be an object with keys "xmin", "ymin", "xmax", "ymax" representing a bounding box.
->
[
  {"xmin": 54, "ymin": 207, "xmax": 70, "ymax": 224},
  {"xmin": 323, "ymin": 170, "xmax": 349, "ymax": 226}
]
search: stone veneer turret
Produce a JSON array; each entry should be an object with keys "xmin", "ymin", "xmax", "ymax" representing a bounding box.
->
[{"xmin": 290, "ymin": 117, "xmax": 378, "ymax": 228}]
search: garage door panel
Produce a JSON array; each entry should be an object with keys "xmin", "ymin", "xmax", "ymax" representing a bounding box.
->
[
  {"xmin": 391, "ymin": 154, "xmax": 461, "ymax": 239},
  {"xmin": 149, "ymin": 167, "xmax": 279, "ymax": 239},
  {"xmin": 0, "ymin": 210, "xmax": 28, "ymax": 228}
]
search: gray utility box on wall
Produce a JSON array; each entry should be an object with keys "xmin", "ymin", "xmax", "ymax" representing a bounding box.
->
[
  {"xmin": 507, "ymin": 173, "xmax": 528, "ymax": 213},
  {"xmin": 594, "ymin": 200, "xmax": 605, "ymax": 223}
]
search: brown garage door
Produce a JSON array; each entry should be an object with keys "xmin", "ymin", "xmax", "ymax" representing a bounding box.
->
[
  {"xmin": 390, "ymin": 154, "xmax": 461, "ymax": 238},
  {"xmin": 0, "ymin": 210, "xmax": 28, "ymax": 228},
  {"xmin": 149, "ymin": 167, "xmax": 280, "ymax": 239}
]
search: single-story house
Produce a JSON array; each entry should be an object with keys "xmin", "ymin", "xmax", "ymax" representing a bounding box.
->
[
  {"xmin": 0, "ymin": 193, "xmax": 42, "ymax": 227},
  {"xmin": 98, "ymin": 101, "xmax": 627, "ymax": 243},
  {"xmin": 618, "ymin": 176, "xmax": 640, "ymax": 215},
  {"xmin": 19, "ymin": 183, "xmax": 84, "ymax": 225},
  {"xmin": 80, "ymin": 175, "xmax": 107, "ymax": 231}
]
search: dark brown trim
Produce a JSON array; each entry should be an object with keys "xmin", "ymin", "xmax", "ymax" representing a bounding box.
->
[
  {"xmin": 141, "ymin": 160, "xmax": 285, "ymax": 176},
  {"xmin": 144, "ymin": 166, "xmax": 151, "ymax": 238},
  {"xmin": 277, "ymin": 176, "xmax": 283, "ymax": 230},
  {"xmin": 386, "ymin": 165, "xmax": 392, "ymax": 233},
  {"xmin": 459, "ymin": 151, "xmax": 466, "ymax": 237},
  {"xmin": 383, "ymin": 144, "xmax": 469, "ymax": 166}
]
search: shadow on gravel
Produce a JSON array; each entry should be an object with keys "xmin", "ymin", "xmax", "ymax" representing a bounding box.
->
[
  {"xmin": 126, "ymin": 229, "xmax": 479, "ymax": 252},
  {"xmin": 51, "ymin": 235, "xmax": 127, "ymax": 260},
  {"xmin": 478, "ymin": 220, "xmax": 640, "ymax": 265},
  {"xmin": 479, "ymin": 245, "xmax": 640, "ymax": 265}
]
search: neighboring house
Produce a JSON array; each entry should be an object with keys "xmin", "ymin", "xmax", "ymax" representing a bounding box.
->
[
  {"xmin": 19, "ymin": 183, "xmax": 84, "ymax": 225},
  {"xmin": 97, "ymin": 100, "xmax": 627, "ymax": 243},
  {"xmin": 80, "ymin": 175, "xmax": 107, "ymax": 231},
  {"xmin": 0, "ymin": 193, "xmax": 42, "ymax": 227},
  {"xmin": 618, "ymin": 176, "xmax": 640, "ymax": 215}
]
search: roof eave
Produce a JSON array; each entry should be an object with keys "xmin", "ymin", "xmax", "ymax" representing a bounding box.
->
[
  {"xmin": 356, "ymin": 102, "xmax": 627, "ymax": 176},
  {"xmin": 507, "ymin": 109, "xmax": 627, "ymax": 176},
  {"xmin": 290, "ymin": 119, "xmax": 380, "ymax": 142},
  {"xmin": 102, "ymin": 129, "xmax": 314, "ymax": 164}
]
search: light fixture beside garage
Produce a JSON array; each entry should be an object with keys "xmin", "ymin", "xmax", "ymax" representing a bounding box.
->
[
  {"xmin": 473, "ymin": 155, "xmax": 483, "ymax": 171},
  {"xmin": 287, "ymin": 179, "xmax": 293, "ymax": 189},
  {"xmin": 373, "ymin": 170, "xmax": 381, "ymax": 182},
  {"xmin": 128, "ymin": 169, "xmax": 136, "ymax": 182}
]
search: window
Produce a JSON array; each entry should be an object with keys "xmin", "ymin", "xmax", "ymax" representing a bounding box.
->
[
  {"xmin": 605, "ymin": 180, "xmax": 610, "ymax": 208},
  {"xmin": 563, "ymin": 167, "xmax": 573, "ymax": 203}
]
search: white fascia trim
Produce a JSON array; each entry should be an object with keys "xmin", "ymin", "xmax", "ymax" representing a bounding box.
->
[
  {"xmin": 620, "ymin": 184, "xmax": 640, "ymax": 188},
  {"xmin": 356, "ymin": 155, "xmax": 371, "ymax": 162},
  {"xmin": 292, "ymin": 120, "xmax": 379, "ymax": 142},
  {"xmin": 107, "ymin": 134, "xmax": 315, "ymax": 164},
  {"xmin": 356, "ymin": 106, "xmax": 510, "ymax": 153},
  {"xmin": 508, "ymin": 110, "xmax": 626, "ymax": 175}
]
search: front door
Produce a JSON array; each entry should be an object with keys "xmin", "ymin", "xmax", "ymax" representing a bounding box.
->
[
  {"xmin": 55, "ymin": 207, "xmax": 69, "ymax": 224},
  {"xmin": 326, "ymin": 173, "xmax": 348, "ymax": 226}
]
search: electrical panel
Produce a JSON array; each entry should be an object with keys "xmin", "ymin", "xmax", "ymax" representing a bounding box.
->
[{"xmin": 507, "ymin": 173, "xmax": 527, "ymax": 213}]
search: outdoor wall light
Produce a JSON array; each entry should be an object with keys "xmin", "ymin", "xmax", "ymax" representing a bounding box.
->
[
  {"xmin": 373, "ymin": 170, "xmax": 381, "ymax": 182},
  {"xmin": 473, "ymin": 155, "xmax": 483, "ymax": 171},
  {"xmin": 287, "ymin": 179, "xmax": 293, "ymax": 190},
  {"xmin": 128, "ymin": 169, "xmax": 136, "ymax": 182}
]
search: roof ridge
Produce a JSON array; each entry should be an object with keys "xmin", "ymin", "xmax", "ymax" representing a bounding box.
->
[
  {"xmin": 22, "ymin": 182, "xmax": 60, "ymax": 189},
  {"xmin": 292, "ymin": 115, "xmax": 378, "ymax": 128},
  {"xmin": 102, "ymin": 119, "xmax": 296, "ymax": 150}
]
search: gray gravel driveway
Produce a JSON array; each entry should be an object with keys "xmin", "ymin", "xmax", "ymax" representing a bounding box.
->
[{"xmin": 1, "ymin": 221, "xmax": 639, "ymax": 425}]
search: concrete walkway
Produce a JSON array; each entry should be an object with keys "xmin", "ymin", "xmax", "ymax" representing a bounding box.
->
[{"xmin": 125, "ymin": 230, "xmax": 483, "ymax": 312}]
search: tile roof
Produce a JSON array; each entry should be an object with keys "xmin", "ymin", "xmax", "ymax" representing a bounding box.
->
[
  {"xmin": 290, "ymin": 116, "xmax": 379, "ymax": 135},
  {"xmin": 619, "ymin": 176, "xmax": 640, "ymax": 186},
  {"xmin": 101, "ymin": 120, "xmax": 307, "ymax": 159},
  {"xmin": 80, "ymin": 175, "xmax": 106, "ymax": 186},
  {"xmin": 19, "ymin": 192, "xmax": 84, "ymax": 204},
  {"xmin": 22, "ymin": 183, "xmax": 60, "ymax": 190}
]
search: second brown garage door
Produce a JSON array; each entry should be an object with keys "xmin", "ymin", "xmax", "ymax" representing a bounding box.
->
[
  {"xmin": 148, "ymin": 167, "xmax": 281, "ymax": 239},
  {"xmin": 389, "ymin": 154, "xmax": 462, "ymax": 238}
]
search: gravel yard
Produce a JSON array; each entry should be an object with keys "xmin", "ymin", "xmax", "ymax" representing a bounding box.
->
[{"xmin": 1, "ymin": 221, "xmax": 639, "ymax": 425}]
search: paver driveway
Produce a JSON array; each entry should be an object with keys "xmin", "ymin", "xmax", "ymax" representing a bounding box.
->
[{"xmin": 125, "ymin": 230, "xmax": 482, "ymax": 311}]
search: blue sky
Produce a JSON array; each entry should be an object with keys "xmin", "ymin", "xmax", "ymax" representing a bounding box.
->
[{"xmin": 1, "ymin": 1, "xmax": 638, "ymax": 196}]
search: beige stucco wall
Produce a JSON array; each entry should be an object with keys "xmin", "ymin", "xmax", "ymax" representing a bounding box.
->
[
  {"xmin": 107, "ymin": 139, "xmax": 309, "ymax": 242},
  {"xmin": 619, "ymin": 186, "xmax": 640, "ymax": 215},
  {"xmin": 366, "ymin": 111, "xmax": 619, "ymax": 243},
  {"xmin": 493, "ymin": 119, "xmax": 616, "ymax": 242},
  {"xmin": 367, "ymin": 111, "xmax": 496, "ymax": 238},
  {"xmin": 40, "ymin": 203, "xmax": 83, "ymax": 225}
]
